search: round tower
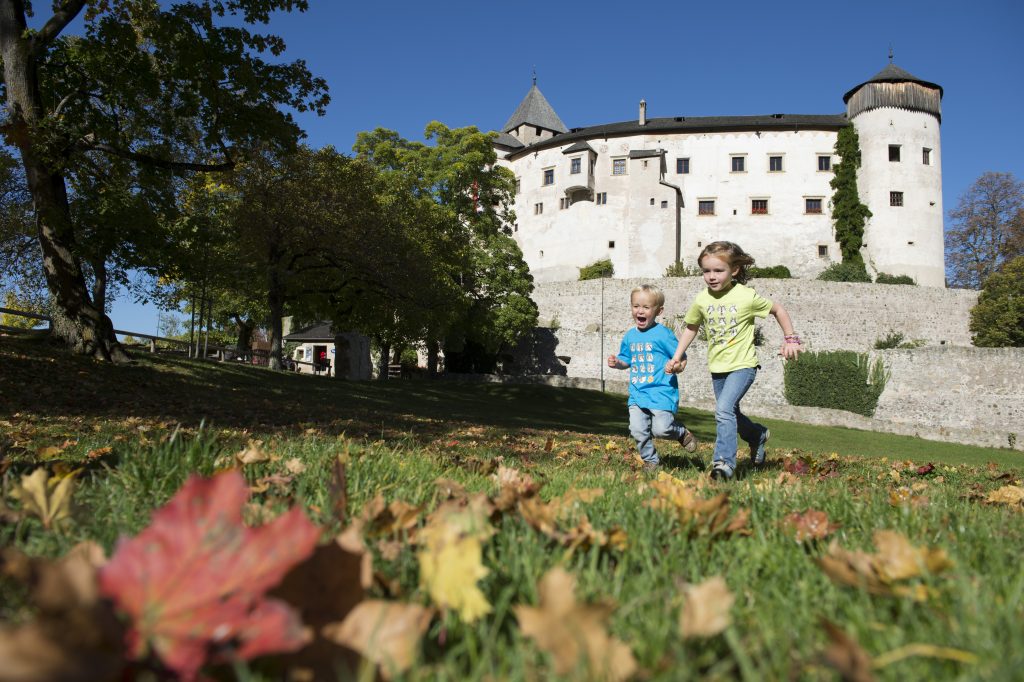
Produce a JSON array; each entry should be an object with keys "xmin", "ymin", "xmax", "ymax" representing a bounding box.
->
[{"xmin": 844, "ymin": 64, "xmax": 945, "ymax": 286}]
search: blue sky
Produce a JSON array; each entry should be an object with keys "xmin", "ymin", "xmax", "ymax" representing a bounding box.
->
[{"xmin": 111, "ymin": 0, "xmax": 1024, "ymax": 335}]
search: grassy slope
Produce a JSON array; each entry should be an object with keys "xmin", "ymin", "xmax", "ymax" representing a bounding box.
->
[{"xmin": 2, "ymin": 338, "xmax": 1024, "ymax": 681}]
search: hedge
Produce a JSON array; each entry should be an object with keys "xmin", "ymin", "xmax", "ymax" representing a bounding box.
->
[
  {"xmin": 749, "ymin": 265, "xmax": 792, "ymax": 279},
  {"xmin": 783, "ymin": 350, "xmax": 888, "ymax": 416},
  {"xmin": 816, "ymin": 262, "xmax": 872, "ymax": 283},
  {"xmin": 579, "ymin": 259, "xmax": 614, "ymax": 281}
]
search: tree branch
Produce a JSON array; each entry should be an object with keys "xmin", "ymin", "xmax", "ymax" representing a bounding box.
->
[
  {"xmin": 84, "ymin": 141, "xmax": 234, "ymax": 173},
  {"xmin": 30, "ymin": 0, "xmax": 88, "ymax": 56}
]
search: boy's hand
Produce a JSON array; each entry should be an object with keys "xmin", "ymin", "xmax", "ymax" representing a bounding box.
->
[
  {"xmin": 665, "ymin": 357, "xmax": 687, "ymax": 374},
  {"xmin": 607, "ymin": 355, "xmax": 620, "ymax": 368}
]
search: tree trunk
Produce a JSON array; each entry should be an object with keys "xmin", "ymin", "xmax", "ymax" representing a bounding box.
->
[
  {"xmin": 333, "ymin": 332, "xmax": 351, "ymax": 380},
  {"xmin": 267, "ymin": 279, "xmax": 284, "ymax": 371},
  {"xmin": 426, "ymin": 339, "xmax": 439, "ymax": 378},
  {"xmin": 233, "ymin": 314, "xmax": 254, "ymax": 359},
  {"xmin": 0, "ymin": 3, "xmax": 128, "ymax": 363},
  {"xmin": 377, "ymin": 340, "xmax": 390, "ymax": 380}
]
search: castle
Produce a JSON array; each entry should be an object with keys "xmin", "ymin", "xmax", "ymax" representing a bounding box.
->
[{"xmin": 491, "ymin": 63, "xmax": 945, "ymax": 286}]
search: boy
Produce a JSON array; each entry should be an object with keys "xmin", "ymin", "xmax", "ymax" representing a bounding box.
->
[{"xmin": 607, "ymin": 284, "xmax": 697, "ymax": 472}]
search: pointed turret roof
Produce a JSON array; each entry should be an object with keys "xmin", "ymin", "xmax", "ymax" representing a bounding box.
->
[
  {"xmin": 843, "ymin": 63, "xmax": 942, "ymax": 103},
  {"xmin": 502, "ymin": 84, "xmax": 568, "ymax": 134}
]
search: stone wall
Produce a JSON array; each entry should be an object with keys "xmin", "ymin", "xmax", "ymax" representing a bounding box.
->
[{"xmin": 506, "ymin": 278, "xmax": 1023, "ymax": 451}]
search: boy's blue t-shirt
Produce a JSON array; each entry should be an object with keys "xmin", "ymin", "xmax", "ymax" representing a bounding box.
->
[{"xmin": 617, "ymin": 323, "xmax": 679, "ymax": 412}]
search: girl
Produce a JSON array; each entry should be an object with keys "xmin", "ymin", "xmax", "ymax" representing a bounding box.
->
[{"xmin": 666, "ymin": 242, "xmax": 803, "ymax": 480}]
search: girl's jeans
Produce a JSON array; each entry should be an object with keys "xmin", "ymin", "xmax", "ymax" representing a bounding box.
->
[
  {"xmin": 628, "ymin": 405, "xmax": 686, "ymax": 465},
  {"xmin": 711, "ymin": 367, "xmax": 765, "ymax": 472}
]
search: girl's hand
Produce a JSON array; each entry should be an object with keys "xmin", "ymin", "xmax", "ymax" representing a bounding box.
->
[
  {"xmin": 607, "ymin": 355, "xmax": 620, "ymax": 368},
  {"xmin": 665, "ymin": 357, "xmax": 686, "ymax": 374},
  {"xmin": 779, "ymin": 340, "xmax": 803, "ymax": 360}
]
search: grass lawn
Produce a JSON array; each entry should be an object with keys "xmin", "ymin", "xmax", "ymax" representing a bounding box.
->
[{"xmin": 1, "ymin": 337, "xmax": 1023, "ymax": 680}]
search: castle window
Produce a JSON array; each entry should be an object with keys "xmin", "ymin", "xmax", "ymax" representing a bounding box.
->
[
  {"xmin": 612, "ymin": 158, "xmax": 627, "ymax": 175},
  {"xmin": 698, "ymin": 200, "xmax": 715, "ymax": 216},
  {"xmin": 818, "ymin": 245, "xmax": 828, "ymax": 258},
  {"xmin": 731, "ymin": 155, "xmax": 746, "ymax": 173},
  {"xmin": 922, "ymin": 148, "xmax": 932, "ymax": 165},
  {"xmin": 608, "ymin": 241, "xmax": 616, "ymax": 248},
  {"xmin": 559, "ymin": 197, "xmax": 568, "ymax": 210},
  {"xmin": 889, "ymin": 145, "xmax": 901, "ymax": 162},
  {"xmin": 570, "ymin": 157, "xmax": 581, "ymax": 174},
  {"xmin": 676, "ymin": 157, "xmax": 690, "ymax": 174},
  {"xmin": 751, "ymin": 199, "xmax": 768, "ymax": 215},
  {"xmin": 661, "ymin": 200, "xmax": 669, "ymax": 209},
  {"xmin": 769, "ymin": 155, "xmax": 783, "ymax": 172},
  {"xmin": 534, "ymin": 202, "xmax": 543, "ymax": 214},
  {"xmin": 515, "ymin": 178, "xmax": 521, "ymax": 194},
  {"xmin": 818, "ymin": 155, "xmax": 831, "ymax": 171},
  {"xmin": 650, "ymin": 198, "xmax": 655, "ymax": 205},
  {"xmin": 543, "ymin": 168, "xmax": 554, "ymax": 185},
  {"xmin": 805, "ymin": 198, "xmax": 823, "ymax": 214},
  {"xmin": 596, "ymin": 192, "xmax": 608, "ymax": 205},
  {"xmin": 890, "ymin": 191, "xmax": 903, "ymax": 207}
]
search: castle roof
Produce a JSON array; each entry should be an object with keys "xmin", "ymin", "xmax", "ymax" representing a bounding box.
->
[
  {"xmin": 492, "ymin": 131, "xmax": 524, "ymax": 149},
  {"xmin": 504, "ymin": 113, "xmax": 848, "ymax": 160},
  {"xmin": 843, "ymin": 63, "xmax": 943, "ymax": 103},
  {"xmin": 502, "ymin": 84, "xmax": 568, "ymax": 134}
]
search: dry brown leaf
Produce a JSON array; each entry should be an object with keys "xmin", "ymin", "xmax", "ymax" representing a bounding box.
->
[
  {"xmin": 783, "ymin": 509, "xmax": 840, "ymax": 543},
  {"xmin": 284, "ymin": 457, "xmax": 307, "ymax": 475},
  {"xmin": 11, "ymin": 467, "xmax": 76, "ymax": 529},
  {"xmin": 985, "ymin": 485, "xmax": 1024, "ymax": 509},
  {"xmin": 815, "ymin": 530, "xmax": 952, "ymax": 601},
  {"xmin": 821, "ymin": 619, "xmax": 876, "ymax": 682},
  {"xmin": 322, "ymin": 600, "xmax": 433, "ymax": 681},
  {"xmin": 235, "ymin": 439, "xmax": 272, "ymax": 465},
  {"xmin": 514, "ymin": 568, "xmax": 637, "ymax": 681},
  {"xmin": 648, "ymin": 473, "xmax": 750, "ymax": 538},
  {"xmin": 679, "ymin": 576, "xmax": 734, "ymax": 639}
]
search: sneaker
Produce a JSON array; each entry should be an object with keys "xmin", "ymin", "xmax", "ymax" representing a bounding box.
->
[
  {"xmin": 751, "ymin": 428, "xmax": 771, "ymax": 466},
  {"xmin": 678, "ymin": 429, "xmax": 698, "ymax": 453},
  {"xmin": 710, "ymin": 462, "xmax": 734, "ymax": 481},
  {"xmin": 642, "ymin": 461, "xmax": 661, "ymax": 473}
]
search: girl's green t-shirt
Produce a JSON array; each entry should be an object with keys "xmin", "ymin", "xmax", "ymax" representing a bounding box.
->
[{"xmin": 683, "ymin": 282, "xmax": 773, "ymax": 373}]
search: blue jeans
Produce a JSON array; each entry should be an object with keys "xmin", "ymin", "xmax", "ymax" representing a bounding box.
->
[
  {"xmin": 711, "ymin": 367, "xmax": 765, "ymax": 473},
  {"xmin": 628, "ymin": 405, "xmax": 687, "ymax": 465}
]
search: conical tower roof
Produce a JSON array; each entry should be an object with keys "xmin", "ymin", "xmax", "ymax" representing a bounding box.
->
[
  {"xmin": 843, "ymin": 63, "xmax": 942, "ymax": 103},
  {"xmin": 502, "ymin": 84, "xmax": 568, "ymax": 134}
]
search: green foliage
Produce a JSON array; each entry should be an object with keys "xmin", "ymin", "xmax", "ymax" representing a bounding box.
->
[
  {"xmin": 748, "ymin": 265, "xmax": 792, "ymax": 279},
  {"xmin": 875, "ymin": 272, "xmax": 916, "ymax": 285},
  {"xmin": 872, "ymin": 330, "xmax": 923, "ymax": 350},
  {"xmin": 830, "ymin": 126, "xmax": 872, "ymax": 265},
  {"xmin": 816, "ymin": 261, "xmax": 872, "ymax": 283},
  {"xmin": 969, "ymin": 256, "xmax": 1024, "ymax": 346},
  {"xmin": 784, "ymin": 351, "xmax": 889, "ymax": 416},
  {"xmin": 663, "ymin": 261, "xmax": 701, "ymax": 277},
  {"xmin": 578, "ymin": 259, "xmax": 614, "ymax": 281}
]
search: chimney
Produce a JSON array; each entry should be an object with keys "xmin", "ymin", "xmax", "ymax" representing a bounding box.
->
[{"xmin": 639, "ymin": 99, "xmax": 647, "ymax": 126}]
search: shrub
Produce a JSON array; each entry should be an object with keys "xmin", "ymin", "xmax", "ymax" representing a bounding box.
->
[
  {"xmin": 874, "ymin": 330, "xmax": 905, "ymax": 349},
  {"xmin": 817, "ymin": 261, "xmax": 871, "ymax": 283},
  {"xmin": 664, "ymin": 261, "xmax": 701, "ymax": 277},
  {"xmin": 748, "ymin": 265, "xmax": 792, "ymax": 279},
  {"xmin": 875, "ymin": 272, "xmax": 916, "ymax": 285},
  {"xmin": 784, "ymin": 350, "xmax": 889, "ymax": 416},
  {"xmin": 579, "ymin": 259, "xmax": 614, "ymax": 281},
  {"xmin": 970, "ymin": 256, "xmax": 1024, "ymax": 347}
]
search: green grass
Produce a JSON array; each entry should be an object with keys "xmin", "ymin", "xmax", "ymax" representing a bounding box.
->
[{"xmin": 2, "ymin": 337, "xmax": 1024, "ymax": 680}]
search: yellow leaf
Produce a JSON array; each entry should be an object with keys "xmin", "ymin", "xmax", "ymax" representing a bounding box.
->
[
  {"xmin": 985, "ymin": 485, "xmax": 1024, "ymax": 509},
  {"xmin": 679, "ymin": 576, "xmax": 734, "ymax": 639},
  {"xmin": 322, "ymin": 600, "xmax": 433, "ymax": 680},
  {"xmin": 284, "ymin": 457, "xmax": 306, "ymax": 475},
  {"xmin": 416, "ymin": 502, "xmax": 494, "ymax": 623},
  {"xmin": 11, "ymin": 468, "xmax": 76, "ymax": 529}
]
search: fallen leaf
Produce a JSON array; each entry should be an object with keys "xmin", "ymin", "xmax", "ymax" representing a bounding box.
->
[
  {"xmin": 679, "ymin": 576, "xmax": 734, "ymax": 639},
  {"xmin": 821, "ymin": 619, "xmax": 876, "ymax": 682},
  {"xmin": 783, "ymin": 509, "xmax": 840, "ymax": 543},
  {"xmin": 322, "ymin": 600, "xmax": 433, "ymax": 680},
  {"xmin": 515, "ymin": 568, "xmax": 637, "ymax": 681},
  {"xmin": 985, "ymin": 485, "xmax": 1024, "ymax": 509},
  {"xmin": 284, "ymin": 457, "xmax": 306, "ymax": 475},
  {"xmin": 417, "ymin": 498, "xmax": 494, "ymax": 622},
  {"xmin": 235, "ymin": 440, "xmax": 272, "ymax": 465},
  {"xmin": 11, "ymin": 467, "xmax": 76, "ymax": 529},
  {"xmin": 98, "ymin": 471, "xmax": 319, "ymax": 681}
]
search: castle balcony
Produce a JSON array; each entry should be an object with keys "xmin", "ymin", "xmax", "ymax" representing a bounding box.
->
[{"xmin": 563, "ymin": 171, "xmax": 594, "ymax": 196}]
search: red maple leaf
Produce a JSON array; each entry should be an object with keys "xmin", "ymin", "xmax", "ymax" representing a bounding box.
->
[{"xmin": 98, "ymin": 471, "xmax": 320, "ymax": 680}]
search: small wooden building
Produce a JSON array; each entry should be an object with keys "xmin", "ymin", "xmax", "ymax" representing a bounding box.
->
[{"xmin": 283, "ymin": 322, "xmax": 371, "ymax": 379}]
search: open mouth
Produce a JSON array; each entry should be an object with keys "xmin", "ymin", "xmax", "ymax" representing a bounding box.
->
[{"xmin": 636, "ymin": 315, "xmax": 649, "ymax": 326}]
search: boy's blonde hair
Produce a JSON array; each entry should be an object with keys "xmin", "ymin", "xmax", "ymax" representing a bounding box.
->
[
  {"xmin": 698, "ymin": 241, "xmax": 756, "ymax": 284},
  {"xmin": 630, "ymin": 284, "xmax": 665, "ymax": 308}
]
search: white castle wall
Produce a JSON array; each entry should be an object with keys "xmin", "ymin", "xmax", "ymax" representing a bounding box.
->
[{"xmin": 501, "ymin": 278, "xmax": 1023, "ymax": 451}]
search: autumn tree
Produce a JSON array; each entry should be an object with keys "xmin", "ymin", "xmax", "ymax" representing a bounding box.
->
[
  {"xmin": 945, "ymin": 171, "xmax": 1024, "ymax": 289},
  {"xmin": 829, "ymin": 125, "xmax": 872, "ymax": 270},
  {"xmin": 0, "ymin": 1, "xmax": 327, "ymax": 362}
]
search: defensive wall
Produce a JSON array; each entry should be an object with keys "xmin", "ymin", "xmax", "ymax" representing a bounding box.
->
[{"xmin": 498, "ymin": 277, "xmax": 1023, "ymax": 451}]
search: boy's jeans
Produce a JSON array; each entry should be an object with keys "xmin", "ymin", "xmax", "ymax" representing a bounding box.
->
[
  {"xmin": 711, "ymin": 367, "xmax": 765, "ymax": 472},
  {"xmin": 628, "ymin": 405, "xmax": 686, "ymax": 465}
]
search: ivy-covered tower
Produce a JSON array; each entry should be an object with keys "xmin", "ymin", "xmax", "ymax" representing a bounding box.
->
[{"xmin": 844, "ymin": 63, "xmax": 945, "ymax": 286}]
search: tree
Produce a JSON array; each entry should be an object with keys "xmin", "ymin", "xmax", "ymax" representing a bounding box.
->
[
  {"xmin": 0, "ymin": 1, "xmax": 327, "ymax": 362},
  {"xmin": 945, "ymin": 172, "xmax": 1024, "ymax": 289},
  {"xmin": 968, "ymin": 256, "xmax": 1024, "ymax": 347},
  {"xmin": 830, "ymin": 126, "xmax": 872, "ymax": 269}
]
